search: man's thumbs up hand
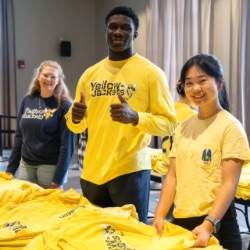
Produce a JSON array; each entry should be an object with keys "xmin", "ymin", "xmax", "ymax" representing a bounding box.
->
[
  {"xmin": 79, "ymin": 91, "xmax": 85, "ymax": 104},
  {"xmin": 72, "ymin": 91, "xmax": 87, "ymax": 123},
  {"xmin": 110, "ymin": 91, "xmax": 138, "ymax": 125},
  {"xmin": 117, "ymin": 91, "xmax": 128, "ymax": 104}
]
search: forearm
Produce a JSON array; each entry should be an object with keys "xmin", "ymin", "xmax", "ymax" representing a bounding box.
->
[
  {"xmin": 6, "ymin": 137, "xmax": 22, "ymax": 174},
  {"xmin": 53, "ymin": 132, "xmax": 76, "ymax": 185},
  {"xmin": 208, "ymin": 180, "xmax": 239, "ymax": 220},
  {"xmin": 53, "ymin": 109, "xmax": 77, "ymax": 185},
  {"xmin": 208, "ymin": 158, "xmax": 242, "ymax": 220},
  {"xmin": 155, "ymin": 171, "xmax": 176, "ymax": 219},
  {"xmin": 192, "ymin": 180, "xmax": 240, "ymax": 242},
  {"xmin": 136, "ymin": 112, "xmax": 176, "ymax": 137},
  {"xmin": 139, "ymin": 75, "xmax": 177, "ymax": 137},
  {"xmin": 65, "ymin": 109, "xmax": 87, "ymax": 133},
  {"xmin": 7, "ymin": 113, "xmax": 23, "ymax": 174}
]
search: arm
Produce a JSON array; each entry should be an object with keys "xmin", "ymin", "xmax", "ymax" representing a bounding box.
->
[
  {"xmin": 6, "ymin": 100, "xmax": 24, "ymax": 175},
  {"xmin": 110, "ymin": 73, "xmax": 177, "ymax": 137},
  {"xmin": 153, "ymin": 157, "xmax": 177, "ymax": 235},
  {"xmin": 192, "ymin": 158, "xmax": 243, "ymax": 247},
  {"xmin": 136, "ymin": 73, "xmax": 177, "ymax": 137},
  {"xmin": 51, "ymin": 101, "xmax": 76, "ymax": 187}
]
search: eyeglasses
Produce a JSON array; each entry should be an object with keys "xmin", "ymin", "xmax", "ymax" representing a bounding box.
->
[{"xmin": 40, "ymin": 73, "xmax": 58, "ymax": 81}]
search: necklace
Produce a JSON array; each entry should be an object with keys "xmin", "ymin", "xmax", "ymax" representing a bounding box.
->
[
  {"xmin": 38, "ymin": 96, "xmax": 58, "ymax": 119},
  {"xmin": 39, "ymin": 96, "xmax": 46, "ymax": 108},
  {"xmin": 39, "ymin": 96, "xmax": 53, "ymax": 109}
]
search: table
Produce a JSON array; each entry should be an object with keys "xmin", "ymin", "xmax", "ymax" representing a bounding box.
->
[{"xmin": 235, "ymin": 198, "xmax": 250, "ymax": 233}]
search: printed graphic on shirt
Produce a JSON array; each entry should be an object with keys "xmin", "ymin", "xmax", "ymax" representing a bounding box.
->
[
  {"xmin": 162, "ymin": 135, "xmax": 174, "ymax": 153},
  {"xmin": 102, "ymin": 224, "xmax": 135, "ymax": 250},
  {"xmin": 4, "ymin": 221, "xmax": 27, "ymax": 233},
  {"xmin": 91, "ymin": 81, "xmax": 137, "ymax": 101},
  {"xmin": 44, "ymin": 108, "xmax": 57, "ymax": 119},
  {"xmin": 59, "ymin": 205, "xmax": 85, "ymax": 219},
  {"xmin": 202, "ymin": 149, "xmax": 212, "ymax": 164},
  {"xmin": 22, "ymin": 108, "xmax": 57, "ymax": 120}
]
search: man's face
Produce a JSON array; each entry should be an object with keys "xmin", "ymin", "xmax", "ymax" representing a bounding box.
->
[{"xmin": 106, "ymin": 14, "xmax": 137, "ymax": 53}]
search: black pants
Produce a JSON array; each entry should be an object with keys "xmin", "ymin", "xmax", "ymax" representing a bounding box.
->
[
  {"xmin": 173, "ymin": 202, "xmax": 242, "ymax": 250},
  {"xmin": 80, "ymin": 170, "xmax": 151, "ymax": 224}
]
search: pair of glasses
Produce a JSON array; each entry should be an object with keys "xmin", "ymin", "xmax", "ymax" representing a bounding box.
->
[{"xmin": 40, "ymin": 73, "xmax": 58, "ymax": 81}]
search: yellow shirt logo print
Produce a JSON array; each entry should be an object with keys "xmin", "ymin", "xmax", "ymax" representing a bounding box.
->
[
  {"xmin": 202, "ymin": 149, "xmax": 212, "ymax": 164},
  {"xmin": 44, "ymin": 108, "xmax": 57, "ymax": 119}
]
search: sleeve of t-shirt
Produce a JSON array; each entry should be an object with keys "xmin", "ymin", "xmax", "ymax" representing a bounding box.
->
[{"xmin": 6, "ymin": 98, "xmax": 25, "ymax": 174}]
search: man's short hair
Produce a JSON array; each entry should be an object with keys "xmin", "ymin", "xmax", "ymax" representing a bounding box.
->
[{"xmin": 105, "ymin": 6, "xmax": 139, "ymax": 31}]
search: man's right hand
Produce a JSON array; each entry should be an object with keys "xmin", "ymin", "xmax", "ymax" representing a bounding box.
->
[{"xmin": 72, "ymin": 91, "xmax": 87, "ymax": 123}]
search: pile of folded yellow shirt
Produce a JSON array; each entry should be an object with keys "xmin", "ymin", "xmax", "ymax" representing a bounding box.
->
[
  {"xmin": 147, "ymin": 147, "xmax": 250, "ymax": 200},
  {"xmin": 236, "ymin": 163, "xmax": 250, "ymax": 200},
  {"xmin": 147, "ymin": 147, "xmax": 168, "ymax": 175},
  {"xmin": 0, "ymin": 171, "xmax": 223, "ymax": 250}
]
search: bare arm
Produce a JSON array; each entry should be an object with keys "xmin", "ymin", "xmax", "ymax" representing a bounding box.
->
[
  {"xmin": 192, "ymin": 158, "xmax": 243, "ymax": 247},
  {"xmin": 153, "ymin": 158, "xmax": 177, "ymax": 236}
]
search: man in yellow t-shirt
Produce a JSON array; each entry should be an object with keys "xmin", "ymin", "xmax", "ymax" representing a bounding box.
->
[{"xmin": 65, "ymin": 6, "xmax": 176, "ymax": 224}]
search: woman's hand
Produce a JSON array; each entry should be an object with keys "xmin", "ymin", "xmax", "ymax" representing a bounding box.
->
[
  {"xmin": 192, "ymin": 220, "xmax": 213, "ymax": 247},
  {"xmin": 39, "ymin": 182, "xmax": 60, "ymax": 189},
  {"xmin": 152, "ymin": 217, "xmax": 165, "ymax": 236}
]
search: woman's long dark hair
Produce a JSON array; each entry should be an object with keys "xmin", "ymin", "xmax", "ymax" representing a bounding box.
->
[{"xmin": 178, "ymin": 54, "xmax": 231, "ymax": 112}]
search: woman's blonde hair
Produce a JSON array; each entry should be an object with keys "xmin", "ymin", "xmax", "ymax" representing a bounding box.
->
[{"xmin": 28, "ymin": 60, "xmax": 72, "ymax": 108}]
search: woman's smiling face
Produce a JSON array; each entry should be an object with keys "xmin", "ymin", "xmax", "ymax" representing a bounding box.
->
[
  {"xmin": 184, "ymin": 65, "xmax": 221, "ymax": 108},
  {"xmin": 38, "ymin": 66, "xmax": 60, "ymax": 97}
]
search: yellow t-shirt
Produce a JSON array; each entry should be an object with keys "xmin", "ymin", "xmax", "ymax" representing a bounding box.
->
[
  {"xmin": 0, "ymin": 173, "xmax": 222, "ymax": 250},
  {"xmin": 24, "ymin": 207, "xmax": 222, "ymax": 250},
  {"xmin": 236, "ymin": 162, "xmax": 250, "ymax": 199},
  {"xmin": 169, "ymin": 110, "xmax": 250, "ymax": 218},
  {"xmin": 0, "ymin": 172, "xmax": 43, "ymax": 207},
  {"xmin": 0, "ymin": 175, "xmax": 85, "ymax": 249},
  {"xmin": 66, "ymin": 54, "xmax": 177, "ymax": 184}
]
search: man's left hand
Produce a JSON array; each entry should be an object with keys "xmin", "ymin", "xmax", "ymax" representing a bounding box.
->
[{"xmin": 110, "ymin": 92, "xmax": 138, "ymax": 125}]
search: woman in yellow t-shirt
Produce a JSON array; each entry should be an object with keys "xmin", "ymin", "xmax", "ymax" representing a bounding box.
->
[{"xmin": 153, "ymin": 54, "xmax": 250, "ymax": 249}]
